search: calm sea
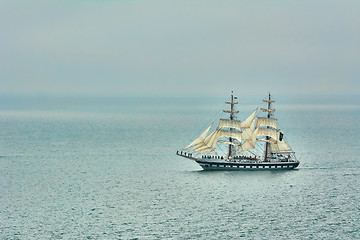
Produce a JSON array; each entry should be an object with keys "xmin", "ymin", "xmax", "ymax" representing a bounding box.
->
[{"xmin": 0, "ymin": 95, "xmax": 359, "ymax": 239}]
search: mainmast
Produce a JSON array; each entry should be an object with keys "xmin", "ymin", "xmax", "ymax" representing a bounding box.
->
[
  {"xmin": 262, "ymin": 92, "xmax": 275, "ymax": 162},
  {"xmin": 223, "ymin": 91, "xmax": 239, "ymax": 158}
]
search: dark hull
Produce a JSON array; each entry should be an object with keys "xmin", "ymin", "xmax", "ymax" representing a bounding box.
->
[{"xmin": 196, "ymin": 160, "xmax": 299, "ymax": 171}]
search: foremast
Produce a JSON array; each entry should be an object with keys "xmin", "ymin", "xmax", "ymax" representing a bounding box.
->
[
  {"xmin": 223, "ymin": 91, "xmax": 239, "ymax": 158},
  {"xmin": 261, "ymin": 93, "xmax": 275, "ymax": 162}
]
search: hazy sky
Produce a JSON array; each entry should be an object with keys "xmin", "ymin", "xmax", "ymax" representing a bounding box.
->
[{"xmin": 1, "ymin": 0, "xmax": 359, "ymax": 97}]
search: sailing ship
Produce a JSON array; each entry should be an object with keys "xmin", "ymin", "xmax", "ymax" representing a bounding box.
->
[{"xmin": 176, "ymin": 92, "xmax": 299, "ymax": 170}]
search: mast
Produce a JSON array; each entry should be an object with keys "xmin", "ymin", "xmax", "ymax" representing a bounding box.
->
[
  {"xmin": 228, "ymin": 93, "xmax": 234, "ymax": 158},
  {"xmin": 223, "ymin": 91, "xmax": 238, "ymax": 158},
  {"xmin": 262, "ymin": 92, "xmax": 275, "ymax": 162}
]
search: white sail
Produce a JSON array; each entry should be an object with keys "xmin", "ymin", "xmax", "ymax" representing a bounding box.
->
[
  {"xmin": 257, "ymin": 138, "xmax": 276, "ymax": 143},
  {"xmin": 191, "ymin": 108, "xmax": 257, "ymax": 153},
  {"xmin": 240, "ymin": 108, "xmax": 258, "ymax": 128},
  {"xmin": 256, "ymin": 117, "xmax": 277, "ymax": 129},
  {"xmin": 236, "ymin": 134, "xmax": 257, "ymax": 153},
  {"xmin": 241, "ymin": 118, "xmax": 256, "ymax": 140},
  {"xmin": 185, "ymin": 123, "xmax": 213, "ymax": 150},
  {"xmin": 192, "ymin": 128, "xmax": 223, "ymax": 153},
  {"xmin": 255, "ymin": 127, "xmax": 278, "ymax": 141},
  {"xmin": 224, "ymin": 111, "xmax": 258, "ymax": 153},
  {"xmin": 217, "ymin": 140, "xmax": 242, "ymax": 146},
  {"xmin": 269, "ymin": 132, "xmax": 292, "ymax": 152},
  {"xmin": 237, "ymin": 125, "xmax": 281, "ymax": 153},
  {"xmin": 261, "ymin": 108, "xmax": 275, "ymax": 112},
  {"xmin": 269, "ymin": 140, "xmax": 292, "ymax": 152},
  {"xmin": 192, "ymin": 128, "xmax": 243, "ymax": 153},
  {"xmin": 236, "ymin": 125, "xmax": 258, "ymax": 153},
  {"xmin": 223, "ymin": 109, "xmax": 239, "ymax": 114},
  {"xmin": 218, "ymin": 119, "xmax": 242, "ymax": 130},
  {"xmin": 218, "ymin": 129, "xmax": 242, "ymax": 142}
]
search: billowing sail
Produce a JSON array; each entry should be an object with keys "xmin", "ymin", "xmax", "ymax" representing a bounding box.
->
[
  {"xmin": 269, "ymin": 140, "xmax": 292, "ymax": 152},
  {"xmin": 193, "ymin": 129, "xmax": 219, "ymax": 153},
  {"xmin": 256, "ymin": 117, "xmax": 277, "ymax": 129},
  {"xmin": 185, "ymin": 123, "xmax": 213, "ymax": 150},
  {"xmin": 269, "ymin": 132, "xmax": 292, "ymax": 152},
  {"xmin": 240, "ymin": 108, "xmax": 258, "ymax": 128},
  {"xmin": 218, "ymin": 119, "xmax": 242, "ymax": 130},
  {"xmin": 242, "ymin": 118, "xmax": 256, "ymax": 140},
  {"xmin": 223, "ymin": 109, "xmax": 239, "ymax": 114},
  {"xmin": 256, "ymin": 128, "xmax": 278, "ymax": 141},
  {"xmin": 217, "ymin": 129, "xmax": 242, "ymax": 142},
  {"xmin": 236, "ymin": 128, "xmax": 258, "ymax": 153},
  {"xmin": 218, "ymin": 140, "xmax": 242, "ymax": 146},
  {"xmin": 261, "ymin": 108, "xmax": 275, "ymax": 113},
  {"xmin": 192, "ymin": 128, "xmax": 243, "ymax": 153}
]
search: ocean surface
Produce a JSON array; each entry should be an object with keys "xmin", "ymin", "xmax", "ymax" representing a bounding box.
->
[{"xmin": 0, "ymin": 95, "xmax": 359, "ymax": 239}]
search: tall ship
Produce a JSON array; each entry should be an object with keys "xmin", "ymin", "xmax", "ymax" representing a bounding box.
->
[{"xmin": 176, "ymin": 92, "xmax": 299, "ymax": 170}]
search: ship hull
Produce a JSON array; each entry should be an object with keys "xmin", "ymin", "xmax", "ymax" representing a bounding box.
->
[{"xmin": 196, "ymin": 160, "xmax": 299, "ymax": 171}]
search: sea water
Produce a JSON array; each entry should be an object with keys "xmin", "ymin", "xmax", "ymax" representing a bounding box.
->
[{"xmin": 0, "ymin": 95, "xmax": 359, "ymax": 239}]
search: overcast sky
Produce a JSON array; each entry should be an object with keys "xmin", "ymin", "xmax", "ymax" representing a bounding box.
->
[{"xmin": 1, "ymin": 0, "xmax": 359, "ymax": 97}]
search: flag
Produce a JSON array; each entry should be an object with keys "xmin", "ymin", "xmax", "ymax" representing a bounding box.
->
[{"xmin": 279, "ymin": 132, "xmax": 284, "ymax": 141}]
